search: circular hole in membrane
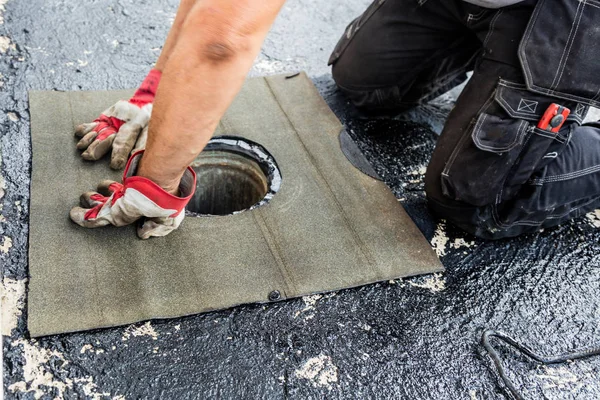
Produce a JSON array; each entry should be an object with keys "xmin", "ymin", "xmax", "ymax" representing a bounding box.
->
[{"xmin": 186, "ymin": 136, "xmax": 281, "ymax": 216}]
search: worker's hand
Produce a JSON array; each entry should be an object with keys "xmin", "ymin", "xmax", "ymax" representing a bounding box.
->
[
  {"xmin": 74, "ymin": 69, "xmax": 161, "ymax": 170},
  {"xmin": 69, "ymin": 150, "xmax": 196, "ymax": 239}
]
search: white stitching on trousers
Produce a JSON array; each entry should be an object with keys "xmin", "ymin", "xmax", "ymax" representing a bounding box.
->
[{"xmin": 530, "ymin": 163, "xmax": 600, "ymax": 185}]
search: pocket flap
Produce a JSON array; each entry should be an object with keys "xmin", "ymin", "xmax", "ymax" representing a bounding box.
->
[{"xmin": 495, "ymin": 80, "xmax": 588, "ymax": 124}]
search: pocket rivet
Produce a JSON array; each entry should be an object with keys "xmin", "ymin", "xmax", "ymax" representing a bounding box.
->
[{"xmin": 550, "ymin": 114, "xmax": 565, "ymax": 128}]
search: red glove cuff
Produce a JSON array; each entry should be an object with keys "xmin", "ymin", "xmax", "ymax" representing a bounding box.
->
[
  {"xmin": 129, "ymin": 69, "xmax": 162, "ymax": 108},
  {"xmin": 93, "ymin": 70, "xmax": 160, "ymax": 132},
  {"xmin": 122, "ymin": 150, "xmax": 196, "ymax": 218}
]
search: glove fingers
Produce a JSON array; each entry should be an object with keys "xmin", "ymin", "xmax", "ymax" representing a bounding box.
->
[
  {"xmin": 74, "ymin": 122, "xmax": 98, "ymax": 138},
  {"xmin": 97, "ymin": 180, "xmax": 122, "ymax": 197},
  {"xmin": 81, "ymin": 133, "xmax": 116, "ymax": 161},
  {"xmin": 137, "ymin": 218, "xmax": 175, "ymax": 239},
  {"xmin": 69, "ymin": 206, "xmax": 111, "ymax": 228},
  {"xmin": 137, "ymin": 213, "xmax": 185, "ymax": 240},
  {"xmin": 76, "ymin": 130, "xmax": 100, "ymax": 150},
  {"xmin": 110, "ymin": 123, "xmax": 142, "ymax": 170},
  {"xmin": 131, "ymin": 125, "xmax": 148, "ymax": 154},
  {"xmin": 80, "ymin": 191, "xmax": 107, "ymax": 208}
]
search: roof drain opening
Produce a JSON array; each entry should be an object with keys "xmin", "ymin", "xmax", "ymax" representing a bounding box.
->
[{"xmin": 186, "ymin": 136, "xmax": 282, "ymax": 216}]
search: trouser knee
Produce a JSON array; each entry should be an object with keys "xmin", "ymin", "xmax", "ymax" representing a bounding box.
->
[
  {"xmin": 331, "ymin": 62, "xmax": 381, "ymax": 113},
  {"xmin": 332, "ymin": 62, "xmax": 415, "ymax": 117}
]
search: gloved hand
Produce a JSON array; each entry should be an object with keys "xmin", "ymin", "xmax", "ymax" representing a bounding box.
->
[
  {"xmin": 75, "ymin": 69, "xmax": 161, "ymax": 170},
  {"xmin": 69, "ymin": 151, "xmax": 197, "ymax": 239}
]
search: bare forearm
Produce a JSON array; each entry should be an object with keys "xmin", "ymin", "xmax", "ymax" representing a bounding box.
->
[
  {"xmin": 138, "ymin": 0, "xmax": 286, "ymax": 193},
  {"xmin": 154, "ymin": 0, "xmax": 198, "ymax": 71}
]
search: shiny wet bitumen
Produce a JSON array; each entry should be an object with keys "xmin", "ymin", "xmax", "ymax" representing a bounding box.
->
[{"xmin": 2, "ymin": 0, "xmax": 600, "ymax": 399}]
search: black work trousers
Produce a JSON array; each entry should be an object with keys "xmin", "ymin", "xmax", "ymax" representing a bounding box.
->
[{"xmin": 329, "ymin": 0, "xmax": 600, "ymax": 239}]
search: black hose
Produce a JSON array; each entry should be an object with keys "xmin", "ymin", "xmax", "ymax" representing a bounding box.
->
[{"xmin": 481, "ymin": 330, "xmax": 600, "ymax": 400}]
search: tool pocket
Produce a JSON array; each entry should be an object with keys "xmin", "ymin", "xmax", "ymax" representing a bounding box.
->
[
  {"xmin": 441, "ymin": 80, "xmax": 570, "ymax": 207},
  {"xmin": 519, "ymin": 0, "xmax": 600, "ymax": 107},
  {"xmin": 328, "ymin": 0, "xmax": 387, "ymax": 66}
]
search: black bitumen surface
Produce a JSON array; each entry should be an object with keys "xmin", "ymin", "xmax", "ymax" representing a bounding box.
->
[{"xmin": 2, "ymin": 0, "xmax": 600, "ymax": 399}]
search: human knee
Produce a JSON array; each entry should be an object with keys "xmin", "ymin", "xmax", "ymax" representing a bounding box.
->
[
  {"xmin": 331, "ymin": 50, "xmax": 363, "ymax": 92},
  {"xmin": 332, "ymin": 61, "xmax": 402, "ymax": 115}
]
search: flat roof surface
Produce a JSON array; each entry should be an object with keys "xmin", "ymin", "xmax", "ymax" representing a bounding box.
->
[{"xmin": 2, "ymin": 0, "xmax": 600, "ymax": 398}]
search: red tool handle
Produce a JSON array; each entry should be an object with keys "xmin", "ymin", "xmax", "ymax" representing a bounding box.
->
[{"xmin": 537, "ymin": 103, "xmax": 571, "ymax": 133}]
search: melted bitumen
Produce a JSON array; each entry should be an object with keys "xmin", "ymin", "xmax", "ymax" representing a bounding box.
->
[{"xmin": 2, "ymin": 0, "xmax": 600, "ymax": 399}]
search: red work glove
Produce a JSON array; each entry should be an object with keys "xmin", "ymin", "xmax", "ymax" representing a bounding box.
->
[
  {"xmin": 69, "ymin": 151, "xmax": 197, "ymax": 239},
  {"xmin": 75, "ymin": 69, "xmax": 161, "ymax": 170}
]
